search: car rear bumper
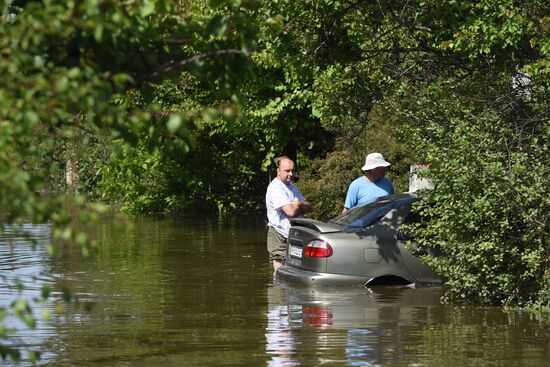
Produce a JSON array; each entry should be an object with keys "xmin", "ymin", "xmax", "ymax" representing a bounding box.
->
[{"xmin": 276, "ymin": 265, "xmax": 371, "ymax": 287}]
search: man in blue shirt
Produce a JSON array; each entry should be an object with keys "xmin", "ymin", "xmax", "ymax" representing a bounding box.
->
[{"xmin": 342, "ymin": 152, "xmax": 394, "ymax": 214}]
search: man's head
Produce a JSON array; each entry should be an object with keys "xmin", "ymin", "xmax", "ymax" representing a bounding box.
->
[
  {"xmin": 276, "ymin": 157, "xmax": 295, "ymax": 185},
  {"xmin": 362, "ymin": 152, "xmax": 390, "ymax": 182}
]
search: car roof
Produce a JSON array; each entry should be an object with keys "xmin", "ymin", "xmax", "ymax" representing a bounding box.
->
[{"xmin": 329, "ymin": 193, "xmax": 420, "ymax": 230}]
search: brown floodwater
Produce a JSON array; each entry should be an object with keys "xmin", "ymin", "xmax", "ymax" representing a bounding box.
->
[{"xmin": 1, "ymin": 215, "xmax": 549, "ymax": 366}]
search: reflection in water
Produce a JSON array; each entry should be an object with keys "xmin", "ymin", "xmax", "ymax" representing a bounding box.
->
[
  {"xmin": 265, "ymin": 287, "xmax": 297, "ymax": 367},
  {"xmin": 268, "ymin": 281, "xmax": 550, "ymax": 367},
  {"xmin": 2, "ymin": 218, "xmax": 550, "ymax": 366},
  {"xmin": 0, "ymin": 224, "xmax": 55, "ymax": 362}
]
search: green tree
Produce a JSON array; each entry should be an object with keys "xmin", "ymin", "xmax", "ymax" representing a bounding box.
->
[
  {"xmin": 241, "ymin": 0, "xmax": 550, "ymax": 308},
  {"xmin": 398, "ymin": 1, "xmax": 550, "ymax": 307},
  {"xmin": 0, "ymin": 0, "xmax": 261, "ymax": 361}
]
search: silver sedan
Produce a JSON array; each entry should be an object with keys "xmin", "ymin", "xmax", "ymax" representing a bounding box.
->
[{"xmin": 277, "ymin": 193, "xmax": 442, "ymax": 287}]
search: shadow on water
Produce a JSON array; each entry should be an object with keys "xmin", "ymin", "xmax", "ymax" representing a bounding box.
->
[{"xmin": 1, "ymin": 217, "xmax": 550, "ymax": 366}]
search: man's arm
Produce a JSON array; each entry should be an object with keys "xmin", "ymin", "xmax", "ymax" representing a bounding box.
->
[
  {"xmin": 281, "ymin": 198, "xmax": 311, "ymax": 217},
  {"xmin": 342, "ymin": 181, "xmax": 355, "ymax": 214},
  {"xmin": 299, "ymin": 200, "xmax": 312, "ymax": 214}
]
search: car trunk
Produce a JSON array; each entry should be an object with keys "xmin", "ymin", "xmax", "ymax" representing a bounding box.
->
[{"xmin": 286, "ymin": 219, "xmax": 340, "ymax": 273}]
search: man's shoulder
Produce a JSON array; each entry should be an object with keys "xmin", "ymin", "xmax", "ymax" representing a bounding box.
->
[
  {"xmin": 267, "ymin": 178, "xmax": 285, "ymax": 194},
  {"xmin": 350, "ymin": 176, "xmax": 366, "ymax": 186},
  {"xmin": 267, "ymin": 178, "xmax": 277, "ymax": 187},
  {"xmin": 380, "ymin": 176, "xmax": 393, "ymax": 186}
]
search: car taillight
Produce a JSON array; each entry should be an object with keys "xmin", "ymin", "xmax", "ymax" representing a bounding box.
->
[{"xmin": 304, "ymin": 239, "xmax": 333, "ymax": 258}]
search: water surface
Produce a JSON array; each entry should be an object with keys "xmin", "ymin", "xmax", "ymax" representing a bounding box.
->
[{"xmin": 1, "ymin": 216, "xmax": 549, "ymax": 366}]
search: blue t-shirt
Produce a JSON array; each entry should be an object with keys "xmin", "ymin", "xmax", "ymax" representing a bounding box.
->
[{"xmin": 344, "ymin": 176, "xmax": 394, "ymax": 209}]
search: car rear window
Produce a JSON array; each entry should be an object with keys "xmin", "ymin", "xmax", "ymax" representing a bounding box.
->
[{"xmin": 329, "ymin": 197, "xmax": 396, "ymax": 231}]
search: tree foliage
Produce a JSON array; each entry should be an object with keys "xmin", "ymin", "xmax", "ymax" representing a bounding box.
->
[
  {"xmin": 402, "ymin": 77, "xmax": 548, "ymax": 306},
  {"xmin": 0, "ymin": 0, "xmax": 261, "ymax": 361},
  {"xmin": 241, "ymin": 0, "xmax": 550, "ymax": 307},
  {"xmin": 399, "ymin": 1, "xmax": 550, "ymax": 306}
]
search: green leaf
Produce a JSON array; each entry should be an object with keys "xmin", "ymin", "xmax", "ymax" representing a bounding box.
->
[
  {"xmin": 62, "ymin": 288, "xmax": 72, "ymax": 303},
  {"xmin": 167, "ymin": 114, "xmax": 182, "ymax": 133},
  {"xmin": 140, "ymin": 0, "xmax": 156, "ymax": 17},
  {"xmin": 94, "ymin": 24, "xmax": 104, "ymax": 42},
  {"xmin": 41, "ymin": 309, "xmax": 52, "ymax": 322},
  {"xmin": 208, "ymin": 15, "xmax": 229, "ymax": 36},
  {"xmin": 41, "ymin": 285, "xmax": 51, "ymax": 300}
]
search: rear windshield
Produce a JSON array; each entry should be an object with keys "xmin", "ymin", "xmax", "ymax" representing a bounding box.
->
[{"xmin": 329, "ymin": 197, "xmax": 395, "ymax": 231}]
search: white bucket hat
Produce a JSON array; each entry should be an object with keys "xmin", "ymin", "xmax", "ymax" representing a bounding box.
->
[{"xmin": 361, "ymin": 152, "xmax": 391, "ymax": 171}]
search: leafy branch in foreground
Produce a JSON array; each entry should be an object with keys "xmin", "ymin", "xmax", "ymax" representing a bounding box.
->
[{"xmin": 0, "ymin": 0, "xmax": 260, "ymax": 362}]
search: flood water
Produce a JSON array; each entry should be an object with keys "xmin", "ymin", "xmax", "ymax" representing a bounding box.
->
[{"xmin": 1, "ymin": 215, "xmax": 549, "ymax": 366}]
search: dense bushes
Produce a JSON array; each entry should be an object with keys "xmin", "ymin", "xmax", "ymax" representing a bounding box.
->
[
  {"xmin": 403, "ymin": 83, "xmax": 549, "ymax": 306},
  {"xmin": 259, "ymin": 0, "xmax": 550, "ymax": 309}
]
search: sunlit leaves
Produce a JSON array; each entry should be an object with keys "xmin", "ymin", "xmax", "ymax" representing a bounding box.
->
[
  {"xmin": 0, "ymin": 0, "xmax": 261, "ymax": 220},
  {"xmin": 139, "ymin": 0, "xmax": 156, "ymax": 18},
  {"xmin": 1, "ymin": 0, "xmax": 260, "ymax": 362},
  {"xmin": 250, "ymin": 0, "xmax": 550, "ymax": 310},
  {"xmin": 400, "ymin": 77, "xmax": 549, "ymax": 307},
  {"xmin": 167, "ymin": 114, "xmax": 183, "ymax": 133}
]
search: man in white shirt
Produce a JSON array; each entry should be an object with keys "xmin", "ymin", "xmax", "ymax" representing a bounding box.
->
[{"xmin": 266, "ymin": 156, "xmax": 311, "ymax": 273}]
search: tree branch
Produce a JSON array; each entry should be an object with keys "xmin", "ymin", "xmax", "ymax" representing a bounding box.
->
[{"xmin": 135, "ymin": 49, "xmax": 248, "ymax": 84}]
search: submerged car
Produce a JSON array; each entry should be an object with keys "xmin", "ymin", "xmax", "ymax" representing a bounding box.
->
[{"xmin": 277, "ymin": 193, "xmax": 442, "ymax": 287}]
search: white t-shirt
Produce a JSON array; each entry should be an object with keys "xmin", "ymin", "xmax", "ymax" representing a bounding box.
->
[{"xmin": 266, "ymin": 178, "xmax": 305, "ymax": 237}]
